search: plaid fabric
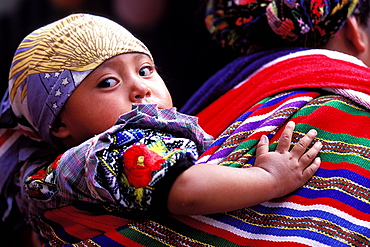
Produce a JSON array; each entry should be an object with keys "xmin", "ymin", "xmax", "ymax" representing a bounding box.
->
[{"xmin": 64, "ymin": 49, "xmax": 370, "ymax": 246}]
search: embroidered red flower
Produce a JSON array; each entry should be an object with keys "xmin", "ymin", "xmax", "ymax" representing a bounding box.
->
[{"xmin": 123, "ymin": 144, "xmax": 165, "ymax": 189}]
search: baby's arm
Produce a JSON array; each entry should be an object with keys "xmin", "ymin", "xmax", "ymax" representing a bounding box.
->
[{"xmin": 167, "ymin": 121, "xmax": 322, "ymax": 215}]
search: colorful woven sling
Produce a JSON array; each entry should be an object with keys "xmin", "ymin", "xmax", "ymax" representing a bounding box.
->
[
  {"xmin": 58, "ymin": 49, "xmax": 370, "ymax": 246},
  {"xmin": 66, "ymin": 89, "xmax": 370, "ymax": 247}
]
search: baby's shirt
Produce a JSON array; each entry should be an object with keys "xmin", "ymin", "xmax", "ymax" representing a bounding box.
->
[{"xmin": 17, "ymin": 104, "xmax": 213, "ymax": 244}]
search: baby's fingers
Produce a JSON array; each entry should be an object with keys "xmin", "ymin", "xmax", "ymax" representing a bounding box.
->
[
  {"xmin": 256, "ymin": 135, "xmax": 269, "ymax": 157},
  {"xmin": 298, "ymin": 140, "xmax": 322, "ymax": 166},
  {"xmin": 301, "ymin": 156, "xmax": 321, "ymax": 181},
  {"xmin": 275, "ymin": 121, "xmax": 295, "ymax": 153},
  {"xmin": 290, "ymin": 128, "xmax": 318, "ymax": 157}
]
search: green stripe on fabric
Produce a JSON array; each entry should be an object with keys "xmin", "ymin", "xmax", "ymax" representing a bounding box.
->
[
  {"xmin": 325, "ymin": 99, "xmax": 369, "ymax": 116},
  {"xmin": 293, "ymin": 95, "xmax": 370, "ymax": 118}
]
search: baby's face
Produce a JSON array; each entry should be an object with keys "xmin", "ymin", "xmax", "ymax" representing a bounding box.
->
[{"xmin": 55, "ymin": 53, "xmax": 173, "ymax": 148}]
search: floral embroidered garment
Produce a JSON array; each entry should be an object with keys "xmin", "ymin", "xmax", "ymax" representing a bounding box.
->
[{"xmin": 16, "ymin": 104, "xmax": 213, "ymax": 245}]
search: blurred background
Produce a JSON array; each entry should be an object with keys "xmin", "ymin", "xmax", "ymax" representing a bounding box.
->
[{"xmin": 0, "ymin": 0, "xmax": 237, "ymax": 109}]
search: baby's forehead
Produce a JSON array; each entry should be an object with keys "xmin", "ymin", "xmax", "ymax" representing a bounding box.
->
[
  {"xmin": 87, "ymin": 53, "xmax": 153, "ymax": 75},
  {"xmin": 100, "ymin": 53, "xmax": 153, "ymax": 66}
]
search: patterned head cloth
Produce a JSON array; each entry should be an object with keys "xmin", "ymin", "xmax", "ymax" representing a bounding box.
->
[
  {"xmin": 8, "ymin": 13, "xmax": 152, "ymax": 148},
  {"xmin": 206, "ymin": 0, "xmax": 359, "ymax": 54}
]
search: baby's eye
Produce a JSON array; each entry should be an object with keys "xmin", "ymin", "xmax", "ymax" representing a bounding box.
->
[
  {"xmin": 98, "ymin": 78, "xmax": 119, "ymax": 88},
  {"xmin": 139, "ymin": 66, "xmax": 154, "ymax": 77}
]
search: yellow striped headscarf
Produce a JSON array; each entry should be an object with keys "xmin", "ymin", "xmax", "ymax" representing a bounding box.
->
[{"xmin": 8, "ymin": 13, "xmax": 152, "ymax": 147}]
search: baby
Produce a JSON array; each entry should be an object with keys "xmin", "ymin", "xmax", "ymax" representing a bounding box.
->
[{"xmin": 1, "ymin": 13, "xmax": 321, "ymax": 245}]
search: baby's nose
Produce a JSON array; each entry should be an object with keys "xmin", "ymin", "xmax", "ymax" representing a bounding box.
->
[{"xmin": 129, "ymin": 80, "xmax": 152, "ymax": 102}]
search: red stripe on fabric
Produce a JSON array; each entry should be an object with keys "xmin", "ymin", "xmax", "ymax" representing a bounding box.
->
[
  {"xmin": 0, "ymin": 129, "xmax": 17, "ymax": 146},
  {"xmin": 286, "ymin": 102, "xmax": 370, "ymax": 138},
  {"xmin": 44, "ymin": 206, "xmax": 134, "ymax": 241},
  {"xmin": 320, "ymin": 161, "xmax": 370, "ymax": 178},
  {"xmin": 197, "ymin": 54, "xmax": 370, "ymax": 136},
  {"xmin": 199, "ymin": 145, "xmax": 218, "ymax": 158},
  {"xmin": 104, "ymin": 231, "xmax": 145, "ymax": 247},
  {"xmin": 236, "ymin": 239, "xmax": 308, "ymax": 247},
  {"xmin": 248, "ymin": 101, "xmax": 265, "ymax": 112}
]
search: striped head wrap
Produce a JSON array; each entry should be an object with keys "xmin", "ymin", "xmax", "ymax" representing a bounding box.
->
[
  {"xmin": 205, "ymin": 0, "xmax": 359, "ymax": 54},
  {"xmin": 8, "ymin": 13, "xmax": 152, "ymax": 148}
]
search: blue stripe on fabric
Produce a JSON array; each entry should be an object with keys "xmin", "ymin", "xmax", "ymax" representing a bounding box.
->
[
  {"xmin": 251, "ymin": 204, "xmax": 370, "ymax": 236},
  {"xmin": 294, "ymin": 187, "xmax": 369, "ymax": 213},
  {"xmin": 89, "ymin": 234, "xmax": 127, "ymax": 247},
  {"xmin": 206, "ymin": 212, "xmax": 366, "ymax": 247}
]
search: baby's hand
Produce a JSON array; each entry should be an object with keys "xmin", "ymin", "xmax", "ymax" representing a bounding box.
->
[{"xmin": 254, "ymin": 121, "xmax": 322, "ymax": 198}]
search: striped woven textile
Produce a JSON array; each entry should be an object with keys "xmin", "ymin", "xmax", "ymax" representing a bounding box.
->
[
  {"xmin": 67, "ymin": 89, "xmax": 370, "ymax": 247},
  {"xmin": 64, "ymin": 49, "xmax": 370, "ymax": 246}
]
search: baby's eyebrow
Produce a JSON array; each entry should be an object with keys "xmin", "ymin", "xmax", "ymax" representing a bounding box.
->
[{"xmin": 133, "ymin": 53, "xmax": 153, "ymax": 61}]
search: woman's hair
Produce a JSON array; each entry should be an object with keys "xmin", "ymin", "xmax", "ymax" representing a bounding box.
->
[{"xmin": 206, "ymin": 0, "xmax": 366, "ymax": 54}]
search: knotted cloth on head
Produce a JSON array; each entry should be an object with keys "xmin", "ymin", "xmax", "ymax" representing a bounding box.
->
[
  {"xmin": 206, "ymin": 0, "xmax": 359, "ymax": 54},
  {"xmin": 8, "ymin": 13, "xmax": 152, "ymax": 148}
]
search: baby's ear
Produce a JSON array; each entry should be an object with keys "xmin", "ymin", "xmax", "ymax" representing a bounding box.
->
[
  {"xmin": 51, "ymin": 119, "xmax": 70, "ymax": 138},
  {"xmin": 344, "ymin": 15, "xmax": 367, "ymax": 54}
]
